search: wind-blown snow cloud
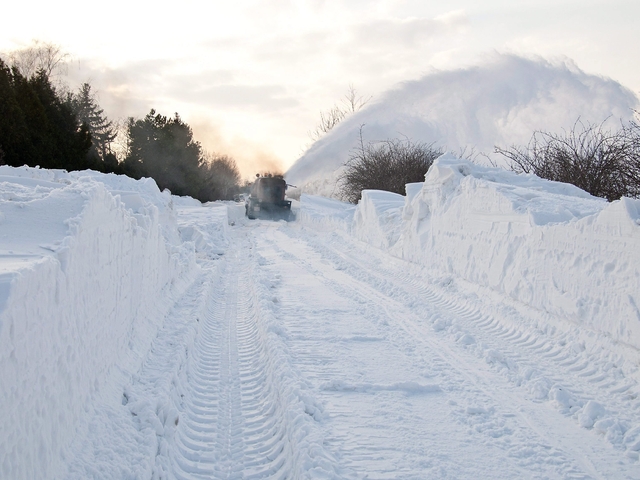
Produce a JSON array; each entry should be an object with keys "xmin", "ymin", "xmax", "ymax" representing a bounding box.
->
[{"xmin": 286, "ymin": 54, "xmax": 639, "ymax": 191}]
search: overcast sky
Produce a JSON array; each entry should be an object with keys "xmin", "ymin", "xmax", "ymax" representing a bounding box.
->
[{"xmin": 2, "ymin": 0, "xmax": 638, "ymax": 176}]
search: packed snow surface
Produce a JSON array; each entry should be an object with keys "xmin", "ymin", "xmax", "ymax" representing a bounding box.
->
[
  {"xmin": 286, "ymin": 54, "xmax": 639, "ymax": 195},
  {"xmin": 1, "ymin": 164, "xmax": 640, "ymax": 479}
]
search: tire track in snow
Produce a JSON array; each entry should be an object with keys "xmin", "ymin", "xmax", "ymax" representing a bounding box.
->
[
  {"xmin": 166, "ymin": 238, "xmax": 340, "ymax": 479},
  {"xmin": 307, "ymin": 227, "xmax": 640, "ymax": 458},
  {"xmin": 265, "ymin": 224, "xmax": 639, "ymax": 478},
  {"xmin": 63, "ymin": 223, "xmax": 341, "ymax": 478},
  {"xmin": 257, "ymin": 231, "xmax": 568, "ymax": 476},
  {"xmin": 169, "ymin": 258, "xmax": 285, "ymax": 479},
  {"xmin": 285, "ymin": 226, "xmax": 640, "ymax": 450},
  {"xmin": 214, "ymin": 270, "xmax": 244, "ymax": 478}
]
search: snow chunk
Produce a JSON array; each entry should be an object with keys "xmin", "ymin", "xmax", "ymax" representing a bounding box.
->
[
  {"xmin": 299, "ymin": 194, "xmax": 355, "ymax": 231},
  {"xmin": 578, "ymin": 401, "xmax": 606, "ymax": 428},
  {"xmin": 353, "ymin": 189, "xmax": 405, "ymax": 249}
]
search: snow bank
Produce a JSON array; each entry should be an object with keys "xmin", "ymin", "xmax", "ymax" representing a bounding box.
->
[
  {"xmin": 299, "ymin": 193, "xmax": 355, "ymax": 231},
  {"xmin": 286, "ymin": 54, "xmax": 638, "ymax": 195},
  {"xmin": 351, "ymin": 155, "xmax": 640, "ymax": 349},
  {"xmin": 0, "ymin": 167, "xmax": 208, "ymax": 479},
  {"xmin": 223, "ymin": 200, "xmax": 248, "ymax": 225},
  {"xmin": 352, "ymin": 190, "xmax": 404, "ymax": 250},
  {"xmin": 177, "ymin": 203, "xmax": 229, "ymax": 256}
]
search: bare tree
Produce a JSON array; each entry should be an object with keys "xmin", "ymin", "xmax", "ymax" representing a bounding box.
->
[
  {"xmin": 495, "ymin": 119, "xmax": 639, "ymax": 201},
  {"xmin": 6, "ymin": 40, "xmax": 69, "ymax": 79},
  {"xmin": 311, "ymin": 106, "xmax": 346, "ymax": 140},
  {"xmin": 343, "ymin": 83, "xmax": 371, "ymax": 113},
  {"xmin": 308, "ymin": 84, "xmax": 371, "ymax": 142},
  {"xmin": 201, "ymin": 151, "xmax": 241, "ymax": 200},
  {"xmin": 339, "ymin": 126, "xmax": 442, "ymax": 203},
  {"xmin": 108, "ymin": 118, "xmax": 130, "ymax": 162}
]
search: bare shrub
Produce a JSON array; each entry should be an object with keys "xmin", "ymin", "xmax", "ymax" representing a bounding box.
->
[
  {"xmin": 495, "ymin": 119, "xmax": 640, "ymax": 201},
  {"xmin": 339, "ymin": 128, "xmax": 442, "ymax": 203},
  {"xmin": 623, "ymin": 119, "xmax": 640, "ymax": 197}
]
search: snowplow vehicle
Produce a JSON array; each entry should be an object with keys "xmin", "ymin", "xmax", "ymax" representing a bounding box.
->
[{"xmin": 245, "ymin": 174, "xmax": 294, "ymax": 221}]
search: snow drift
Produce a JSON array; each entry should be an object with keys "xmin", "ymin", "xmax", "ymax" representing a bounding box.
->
[
  {"xmin": 286, "ymin": 54, "xmax": 639, "ymax": 195},
  {"xmin": 352, "ymin": 190, "xmax": 404, "ymax": 250},
  {"xmin": 298, "ymin": 194, "xmax": 356, "ymax": 232},
  {"xmin": 0, "ymin": 167, "xmax": 221, "ymax": 479},
  {"xmin": 347, "ymin": 155, "xmax": 640, "ymax": 349}
]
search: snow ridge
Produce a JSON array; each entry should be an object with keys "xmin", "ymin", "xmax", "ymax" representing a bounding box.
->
[
  {"xmin": 351, "ymin": 155, "xmax": 640, "ymax": 350},
  {"xmin": 0, "ymin": 169, "xmax": 197, "ymax": 479}
]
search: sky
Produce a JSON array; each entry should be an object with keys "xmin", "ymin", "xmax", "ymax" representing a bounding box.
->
[{"xmin": 2, "ymin": 0, "xmax": 639, "ymax": 178}]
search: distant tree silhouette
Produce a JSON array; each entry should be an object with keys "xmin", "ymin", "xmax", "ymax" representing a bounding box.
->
[
  {"xmin": 70, "ymin": 83, "xmax": 117, "ymax": 167},
  {"xmin": 0, "ymin": 61, "xmax": 30, "ymax": 164},
  {"xmin": 0, "ymin": 58, "xmax": 91, "ymax": 170},
  {"xmin": 199, "ymin": 152, "xmax": 241, "ymax": 200},
  {"xmin": 1, "ymin": 43, "xmax": 244, "ymax": 199},
  {"xmin": 123, "ymin": 110, "xmax": 204, "ymax": 197},
  {"xmin": 6, "ymin": 40, "xmax": 69, "ymax": 81},
  {"xmin": 309, "ymin": 84, "xmax": 371, "ymax": 142}
]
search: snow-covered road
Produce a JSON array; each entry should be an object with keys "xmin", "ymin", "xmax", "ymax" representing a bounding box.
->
[
  {"xmin": 65, "ymin": 215, "xmax": 639, "ymax": 479},
  {"xmin": 252, "ymin": 221, "xmax": 639, "ymax": 479},
  {"xmin": 2, "ymin": 163, "xmax": 640, "ymax": 479}
]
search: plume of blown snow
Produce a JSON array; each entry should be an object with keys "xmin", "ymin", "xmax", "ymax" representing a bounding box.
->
[{"xmin": 286, "ymin": 54, "xmax": 639, "ymax": 196}]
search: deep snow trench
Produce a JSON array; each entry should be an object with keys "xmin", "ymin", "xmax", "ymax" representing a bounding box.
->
[
  {"xmin": 62, "ymin": 221, "xmax": 640, "ymax": 479},
  {"xmin": 1, "ymin": 162, "xmax": 640, "ymax": 479}
]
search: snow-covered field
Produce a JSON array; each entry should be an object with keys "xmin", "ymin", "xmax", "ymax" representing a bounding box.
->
[{"xmin": 1, "ymin": 162, "xmax": 640, "ymax": 479}]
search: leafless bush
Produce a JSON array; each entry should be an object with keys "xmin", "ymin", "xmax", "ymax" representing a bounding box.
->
[
  {"xmin": 339, "ymin": 129, "xmax": 442, "ymax": 203},
  {"xmin": 623, "ymin": 119, "xmax": 640, "ymax": 197},
  {"xmin": 495, "ymin": 119, "xmax": 640, "ymax": 201}
]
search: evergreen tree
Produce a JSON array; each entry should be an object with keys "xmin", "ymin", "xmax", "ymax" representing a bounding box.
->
[
  {"xmin": 0, "ymin": 59, "xmax": 91, "ymax": 170},
  {"xmin": 0, "ymin": 60, "xmax": 31, "ymax": 164},
  {"xmin": 26, "ymin": 70, "xmax": 91, "ymax": 170},
  {"xmin": 123, "ymin": 110, "xmax": 203, "ymax": 197},
  {"xmin": 71, "ymin": 83, "xmax": 117, "ymax": 163}
]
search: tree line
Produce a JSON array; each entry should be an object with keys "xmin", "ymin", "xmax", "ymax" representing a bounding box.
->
[{"xmin": 0, "ymin": 42, "xmax": 240, "ymax": 202}]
